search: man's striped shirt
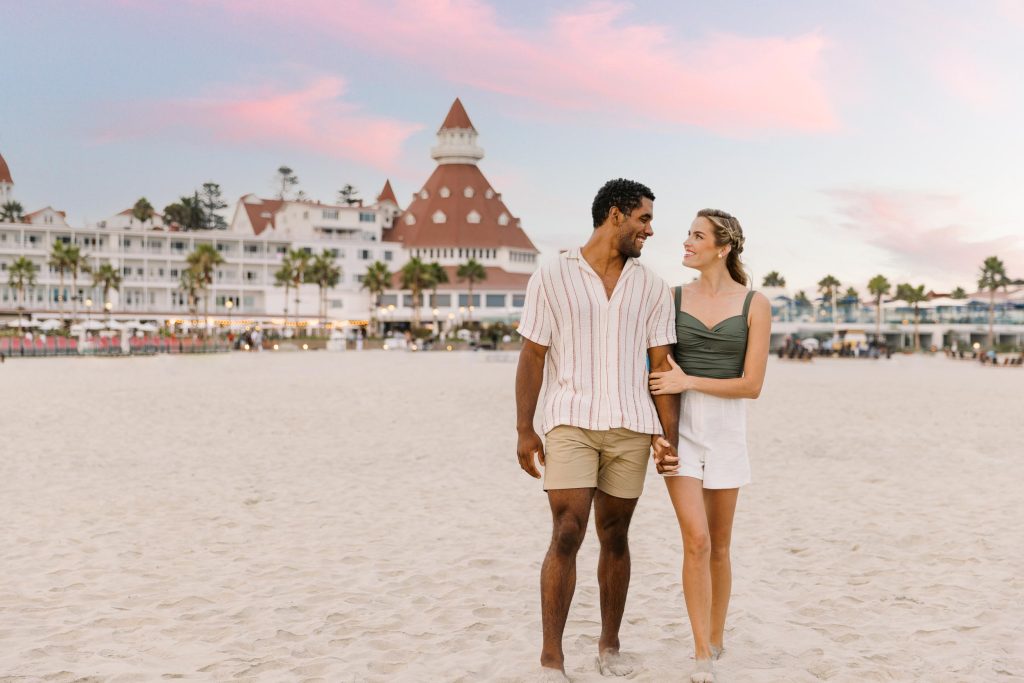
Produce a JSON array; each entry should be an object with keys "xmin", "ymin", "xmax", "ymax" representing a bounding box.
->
[{"xmin": 518, "ymin": 248, "xmax": 676, "ymax": 436}]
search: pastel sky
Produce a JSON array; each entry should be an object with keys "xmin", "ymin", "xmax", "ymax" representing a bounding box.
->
[{"xmin": 2, "ymin": 0, "xmax": 1023, "ymax": 295}]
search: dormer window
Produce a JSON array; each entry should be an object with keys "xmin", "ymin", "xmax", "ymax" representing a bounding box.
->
[
  {"xmin": 432, "ymin": 210, "xmax": 447, "ymax": 224},
  {"xmin": 485, "ymin": 189, "xmax": 494, "ymax": 199},
  {"xmin": 405, "ymin": 213, "xmax": 416, "ymax": 225},
  {"xmin": 439, "ymin": 186, "xmax": 450, "ymax": 198},
  {"xmin": 498, "ymin": 212, "xmax": 510, "ymax": 226},
  {"xmin": 464, "ymin": 187, "xmax": 475, "ymax": 198},
  {"xmin": 420, "ymin": 190, "xmax": 429, "ymax": 199},
  {"xmin": 467, "ymin": 210, "xmax": 481, "ymax": 224}
]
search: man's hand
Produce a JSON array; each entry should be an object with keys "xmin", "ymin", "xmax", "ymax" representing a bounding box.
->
[
  {"xmin": 517, "ymin": 429, "xmax": 545, "ymax": 479},
  {"xmin": 651, "ymin": 436, "xmax": 679, "ymax": 475}
]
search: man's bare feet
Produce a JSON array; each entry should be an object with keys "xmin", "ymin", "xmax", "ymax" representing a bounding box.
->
[
  {"xmin": 689, "ymin": 658, "xmax": 716, "ymax": 682},
  {"xmin": 537, "ymin": 666, "xmax": 570, "ymax": 682},
  {"xmin": 596, "ymin": 649, "xmax": 634, "ymax": 676}
]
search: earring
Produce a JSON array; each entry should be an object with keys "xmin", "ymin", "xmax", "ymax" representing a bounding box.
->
[{"xmin": 718, "ymin": 253, "xmax": 724, "ymax": 259}]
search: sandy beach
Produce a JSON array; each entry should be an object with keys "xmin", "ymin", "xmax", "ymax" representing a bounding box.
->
[{"xmin": 1, "ymin": 351, "xmax": 1021, "ymax": 682}]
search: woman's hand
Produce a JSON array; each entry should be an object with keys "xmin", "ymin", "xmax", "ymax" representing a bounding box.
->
[{"xmin": 649, "ymin": 355, "xmax": 692, "ymax": 395}]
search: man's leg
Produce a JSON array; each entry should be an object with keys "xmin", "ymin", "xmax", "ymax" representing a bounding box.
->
[
  {"xmin": 593, "ymin": 490, "xmax": 639, "ymax": 657},
  {"xmin": 704, "ymin": 488, "xmax": 740, "ymax": 653},
  {"xmin": 541, "ymin": 487, "xmax": 596, "ymax": 672}
]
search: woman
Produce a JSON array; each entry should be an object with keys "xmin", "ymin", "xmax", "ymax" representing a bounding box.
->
[{"xmin": 649, "ymin": 209, "xmax": 771, "ymax": 682}]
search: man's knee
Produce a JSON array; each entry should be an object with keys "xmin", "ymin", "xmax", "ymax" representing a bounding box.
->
[
  {"xmin": 550, "ymin": 514, "xmax": 587, "ymax": 557},
  {"xmin": 596, "ymin": 517, "xmax": 631, "ymax": 556}
]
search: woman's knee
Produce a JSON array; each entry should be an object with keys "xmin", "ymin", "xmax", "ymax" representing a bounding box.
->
[{"xmin": 683, "ymin": 531, "xmax": 711, "ymax": 558}]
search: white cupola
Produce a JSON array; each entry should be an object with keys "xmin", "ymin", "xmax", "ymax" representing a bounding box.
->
[{"xmin": 430, "ymin": 98, "xmax": 485, "ymax": 166}]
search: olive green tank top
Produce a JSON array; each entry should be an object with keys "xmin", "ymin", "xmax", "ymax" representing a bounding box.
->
[{"xmin": 672, "ymin": 287, "xmax": 754, "ymax": 379}]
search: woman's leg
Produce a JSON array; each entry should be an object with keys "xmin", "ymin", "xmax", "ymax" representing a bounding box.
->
[
  {"xmin": 703, "ymin": 487, "xmax": 740, "ymax": 652},
  {"xmin": 664, "ymin": 475, "xmax": 713, "ymax": 661}
]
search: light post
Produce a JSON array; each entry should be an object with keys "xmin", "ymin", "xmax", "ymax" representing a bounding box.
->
[
  {"xmin": 85, "ymin": 298, "xmax": 93, "ymax": 323},
  {"xmin": 225, "ymin": 298, "xmax": 234, "ymax": 337},
  {"xmin": 387, "ymin": 303, "xmax": 395, "ymax": 336},
  {"xmin": 447, "ymin": 311, "xmax": 455, "ymax": 342},
  {"xmin": 432, "ymin": 307, "xmax": 440, "ymax": 337},
  {"xmin": 104, "ymin": 301, "xmax": 112, "ymax": 326}
]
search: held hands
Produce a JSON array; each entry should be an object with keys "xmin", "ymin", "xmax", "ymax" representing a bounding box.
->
[
  {"xmin": 649, "ymin": 356, "xmax": 692, "ymax": 395},
  {"xmin": 651, "ymin": 436, "xmax": 679, "ymax": 475},
  {"xmin": 517, "ymin": 429, "xmax": 545, "ymax": 479}
]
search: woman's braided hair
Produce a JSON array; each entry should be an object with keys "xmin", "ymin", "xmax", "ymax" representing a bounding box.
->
[{"xmin": 697, "ymin": 208, "xmax": 747, "ymax": 286}]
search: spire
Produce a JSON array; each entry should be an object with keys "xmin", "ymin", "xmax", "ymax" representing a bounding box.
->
[
  {"xmin": 431, "ymin": 98, "xmax": 484, "ymax": 165},
  {"xmin": 376, "ymin": 179, "xmax": 398, "ymax": 204},
  {"xmin": 0, "ymin": 151, "xmax": 12, "ymax": 184},
  {"xmin": 439, "ymin": 97, "xmax": 476, "ymax": 132}
]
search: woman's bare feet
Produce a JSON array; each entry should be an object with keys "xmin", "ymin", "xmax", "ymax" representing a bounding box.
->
[{"xmin": 689, "ymin": 658, "xmax": 716, "ymax": 682}]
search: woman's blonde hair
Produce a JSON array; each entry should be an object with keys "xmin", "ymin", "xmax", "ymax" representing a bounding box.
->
[{"xmin": 697, "ymin": 208, "xmax": 747, "ymax": 286}]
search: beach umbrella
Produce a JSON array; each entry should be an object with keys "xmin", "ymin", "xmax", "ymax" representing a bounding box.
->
[
  {"xmin": 83, "ymin": 320, "xmax": 106, "ymax": 331},
  {"xmin": 105, "ymin": 320, "xmax": 128, "ymax": 330},
  {"xmin": 38, "ymin": 319, "xmax": 64, "ymax": 331},
  {"xmin": 6, "ymin": 318, "xmax": 37, "ymax": 328},
  {"xmin": 136, "ymin": 322, "xmax": 159, "ymax": 332}
]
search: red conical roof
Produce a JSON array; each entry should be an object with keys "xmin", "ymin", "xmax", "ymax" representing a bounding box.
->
[
  {"xmin": 376, "ymin": 179, "xmax": 398, "ymax": 204},
  {"xmin": 0, "ymin": 151, "xmax": 12, "ymax": 184},
  {"xmin": 439, "ymin": 98, "xmax": 475, "ymax": 132}
]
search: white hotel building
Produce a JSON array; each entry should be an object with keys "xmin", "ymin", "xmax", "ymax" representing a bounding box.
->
[{"xmin": 0, "ymin": 99, "xmax": 539, "ymax": 330}]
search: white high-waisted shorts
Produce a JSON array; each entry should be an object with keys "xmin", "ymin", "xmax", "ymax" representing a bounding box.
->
[{"xmin": 662, "ymin": 390, "xmax": 751, "ymax": 489}]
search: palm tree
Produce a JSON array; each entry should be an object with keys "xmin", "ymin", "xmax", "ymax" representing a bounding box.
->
[
  {"xmin": 178, "ymin": 267, "xmax": 201, "ymax": 327},
  {"xmin": 896, "ymin": 283, "xmax": 927, "ymax": 352},
  {"xmin": 1, "ymin": 200, "xmax": 25, "ymax": 223},
  {"xmin": 7, "ymin": 256, "xmax": 39, "ymax": 333},
  {"xmin": 794, "ymin": 290, "xmax": 811, "ymax": 318},
  {"xmin": 761, "ymin": 271, "xmax": 786, "ymax": 287},
  {"xmin": 186, "ymin": 243, "xmax": 224, "ymax": 336},
  {"xmin": 287, "ymin": 249, "xmax": 312, "ymax": 330},
  {"xmin": 456, "ymin": 258, "xmax": 487, "ymax": 325},
  {"xmin": 67, "ymin": 245, "xmax": 89, "ymax": 323},
  {"xmin": 132, "ymin": 197, "xmax": 155, "ymax": 229},
  {"xmin": 399, "ymin": 257, "xmax": 431, "ymax": 327},
  {"xmin": 817, "ymin": 274, "xmax": 841, "ymax": 320},
  {"xmin": 276, "ymin": 166, "xmax": 299, "ymax": 199},
  {"xmin": 977, "ymin": 256, "xmax": 1009, "ymax": 350},
  {"xmin": 48, "ymin": 240, "xmax": 72, "ymax": 323},
  {"xmin": 427, "ymin": 262, "xmax": 449, "ymax": 332},
  {"xmin": 273, "ymin": 256, "xmax": 294, "ymax": 328},
  {"xmin": 361, "ymin": 261, "xmax": 392, "ymax": 337},
  {"xmin": 91, "ymin": 263, "xmax": 122, "ymax": 324},
  {"xmin": 308, "ymin": 250, "xmax": 342, "ymax": 332},
  {"xmin": 867, "ymin": 274, "xmax": 891, "ymax": 343},
  {"xmin": 842, "ymin": 286, "xmax": 859, "ymax": 321},
  {"xmin": 950, "ymin": 286, "xmax": 968, "ymax": 299}
]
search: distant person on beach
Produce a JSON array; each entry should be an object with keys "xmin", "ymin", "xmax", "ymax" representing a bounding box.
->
[
  {"xmin": 648, "ymin": 209, "xmax": 771, "ymax": 683},
  {"xmin": 515, "ymin": 178, "xmax": 680, "ymax": 680}
]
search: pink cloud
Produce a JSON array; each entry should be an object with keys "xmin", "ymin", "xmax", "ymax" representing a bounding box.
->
[
  {"xmin": 95, "ymin": 77, "xmax": 423, "ymax": 169},
  {"xmin": 931, "ymin": 52, "xmax": 1004, "ymax": 110},
  {"xmin": 162, "ymin": 0, "xmax": 838, "ymax": 135},
  {"xmin": 824, "ymin": 188, "xmax": 1024, "ymax": 283}
]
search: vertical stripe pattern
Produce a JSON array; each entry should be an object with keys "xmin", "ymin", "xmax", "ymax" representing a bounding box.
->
[{"xmin": 517, "ymin": 248, "xmax": 676, "ymax": 436}]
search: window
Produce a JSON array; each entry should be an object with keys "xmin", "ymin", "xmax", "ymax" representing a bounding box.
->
[
  {"xmin": 380, "ymin": 294, "xmax": 398, "ymax": 306},
  {"xmin": 439, "ymin": 186, "xmax": 450, "ymax": 198},
  {"xmin": 432, "ymin": 294, "xmax": 451, "ymax": 307},
  {"xmin": 405, "ymin": 214, "xmax": 416, "ymax": 225},
  {"xmin": 170, "ymin": 268, "xmax": 179, "ymax": 277},
  {"xmin": 276, "ymin": 245, "xmax": 287, "ymax": 254},
  {"xmin": 467, "ymin": 210, "xmax": 481, "ymax": 224},
  {"xmin": 359, "ymin": 212, "xmax": 375, "ymax": 222},
  {"xmin": 123, "ymin": 238, "xmax": 131, "ymax": 247},
  {"xmin": 359, "ymin": 249, "xmax": 371, "ymax": 260},
  {"xmin": 498, "ymin": 212, "xmax": 509, "ymax": 226},
  {"xmin": 464, "ymin": 186, "xmax": 475, "ymax": 198},
  {"xmin": 404, "ymin": 293, "xmax": 423, "ymax": 307},
  {"xmin": 458, "ymin": 294, "xmax": 480, "ymax": 307},
  {"xmin": 512, "ymin": 294, "xmax": 526, "ymax": 307},
  {"xmin": 323, "ymin": 209, "xmax": 339, "ymax": 220},
  {"xmin": 171, "ymin": 241, "xmax": 186, "ymax": 252},
  {"xmin": 486, "ymin": 294, "xmax": 505, "ymax": 308},
  {"xmin": 432, "ymin": 210, "xmax": 446, "ymax": 224},
  {"xmin": 330, "ymin": 299, "xmax": 344, "ymax": 309},
  {"xmin": 245, "ymin": 244, "xmax": 260, "ymax": 254},
  {"xmin": 383, "ymin": 250, "xmax": 393, "ymax": 262},
  {"xmin": 245, "ymin": 271, "xmax": 258, "ymax": 281}
]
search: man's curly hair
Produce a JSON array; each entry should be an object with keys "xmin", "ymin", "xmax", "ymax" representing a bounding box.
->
[{"xmin": 591, "ymin": 178, "xmax": 655, "ymax": 228}]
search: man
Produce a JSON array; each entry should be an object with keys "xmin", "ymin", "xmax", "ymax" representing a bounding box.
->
[{"xmin": 515, "ymin": 178, "xmax": 681, "ymax": 680}]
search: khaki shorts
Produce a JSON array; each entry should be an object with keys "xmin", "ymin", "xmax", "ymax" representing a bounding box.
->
[{"xmin": 543, "ymin": 426, "xmax": 652, "ymax": 499}]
